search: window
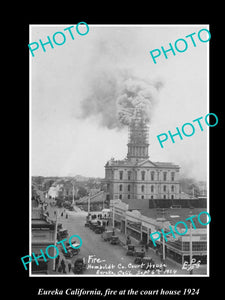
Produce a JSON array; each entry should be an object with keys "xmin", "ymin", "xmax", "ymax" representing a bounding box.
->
[
  {"xmin": 171, "ymin": 195, "xmax": 174, "ymax": 199},
  {"xmin": 151, "ymin": 171, "xmax": 154, "ymax": 181},
  {"xmin": 171, "ymin": 172, "xmax": 175, "ymax": 181},
  {"xmin": 141, "ymin": 195, "xmax": 144, "ymax": 199},
  {"xmin": 163, "ymin": 172, "xmax": 167, "ymax": 181},
  {"xmin": 128, "ymin": 184, "xmax": 131, "ymax": 192},
  {"xmin": 141, "ymin": 185, "xmax": 145, "ymax": 192},
  {"xmin": 128, "ymin": 194, "xmax": 130, "ymax": 199},
  {"xmin": 128, "ymin": 171, "xmax": 131, "ymax": 180},
  {"xmin": 119, "ymin": 184, "xmax": 123, "ymax": 192},
  {"xmin": 119, "ymin": 171, "xmax": 123, "ymax": 180},
  {"xmin": 163, "ymin": 195, "xmax": 166, "ymax": 199},
  {"xmin": 141, "ymin": 171, "xmax": 145, "ymax": 181},
  {"xmin": 163, "ymin": 185, "xmax": 166, "ymax": 192},
  {"xmin": 171, "ymin": 185, "xmax": 174, "ymax": 192},
  {"xmin": 151, "ymin": 195, "xmax": 154, "ymax": 199},
  {"xmin": 106, "ymin": 183, "xmax": 110, "ymax": 192},
  {"xmin": 119, "ymin": 194, "xmax": 122, "ymax": 199},
  {"xmin": 151, "ymin": 185, "xmax": 154, "ymax": 193}
]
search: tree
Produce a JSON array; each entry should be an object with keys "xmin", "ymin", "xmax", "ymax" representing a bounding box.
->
[{"xmin": 77, "ymin": 186, "xmax": 88, "ymax": 198}]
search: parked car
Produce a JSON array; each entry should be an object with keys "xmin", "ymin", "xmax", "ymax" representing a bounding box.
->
[
  {"xmin": 64, "ymin": 241, "xmax": 81, "ymax": 258},
  {"xmin": 110, "ymin": 236, "xmax": 120, "ymax": 245},
  {"xmin": 57, "ymin": 229, "xmax": 68, "ymax": 240},
  {"xmin": 101, "ymin": 230, "xmax": 113, "ymax": 241},
  {"xmin": 126, "ymin": 245, "xmax": 136, "ymax": 256},
  {"xmin": 94, "ymin": 225, "xmax": 105, "ymax": 234},
  {"xmin": 73, "ymin": 257, "xmax": 86, "ymax": 274}
]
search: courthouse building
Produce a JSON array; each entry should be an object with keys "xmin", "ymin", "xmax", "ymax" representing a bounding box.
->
[{"xmin": 105, "ymin": 114, "xmax": 181, "ymax": 203}]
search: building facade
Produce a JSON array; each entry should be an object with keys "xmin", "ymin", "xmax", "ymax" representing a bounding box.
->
[
  {"xmin": 110, "ymin": 200, "xmax": 207, "ymax": 266},
  {"xmin": 105, "ymin": 115, "xmax": 180, "ymax": 202},
  {"xmin": 31, "ymin": 203, "xmax": 56, "ymax": 274}
]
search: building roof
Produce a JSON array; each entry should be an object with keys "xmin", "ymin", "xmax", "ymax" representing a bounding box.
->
[
  {"xmin": 77, "ymin": 191, "xmax": 106, "ymax": 204},
  {"xmin": 140, "ymin": 207, "xmax": 208, "ymax": 229},
  {"xmin": 105, "ymin": 158, "xmax": 179, "ymax": 169}
]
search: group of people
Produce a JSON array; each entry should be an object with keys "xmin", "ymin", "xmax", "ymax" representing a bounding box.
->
[{"xmin": 55, "ymin": 255, "xmax": 72, "ymax": 274}]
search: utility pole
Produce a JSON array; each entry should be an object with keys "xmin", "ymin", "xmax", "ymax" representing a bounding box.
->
[
  {"xmin": 112, "ymin": 200, "xmax": 115, "ymax": 229},
  {"xmin": 188, "ymin": 209, "xmax": 193, "ymax": 275},
  {"xmin": 189, "ymin": 222, "xmax": 193, "ymax": 274},
  {"xmin": 157, "ymin": 208, "xmax": 167, "ymax": 262},
  {"xmin": 53, "ymin": 209, "xmax": 58, "ymax": 271},
  {"xmin": 88, "ymin": 194, "xmax": 90, "ymax": 214},
  {"xmin": 72, "ymin": 181, "xmax": 75, "ymax": 205}
]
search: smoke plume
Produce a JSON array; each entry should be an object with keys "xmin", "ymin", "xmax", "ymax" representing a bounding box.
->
[{"xmin": 79, "ymin": 69, "xmax": 162, "ymax": 129}]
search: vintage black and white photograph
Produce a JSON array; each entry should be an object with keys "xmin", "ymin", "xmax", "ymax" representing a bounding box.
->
[{"xmin": 29, "ymin": 24, "xmax": 210, "ymax": 277}]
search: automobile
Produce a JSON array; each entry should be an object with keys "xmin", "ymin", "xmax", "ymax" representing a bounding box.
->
[
  {"xmin": 73, "ymin": 257, "xmax": 86, "ymax": 274},
  {"xmin": 110, "ymin": 235, "xmax": 120, "ymax": 245},
  {"xmin": 84, "ymin": 221, "xmax": 90, "ymax": 227},
  {"xmin": 64, "ymin": 241, "xmax": 81, "ymax": 258},
  {"xmin": 57, "ymin": 229, "xmax": 68, "ymax": 240},
  {"xmin": 134, "ymin": 247, "xmax": 145, "ymax": 263},
  {"xmin": 126, "ymin": 245, "xmax": 136, "ymax": 256},
  {"xmin": 89, "ymin": 220, "xmax": 98, "ymax": 231},
  {"xmin": 94, "ymin": 225, "xmax": 105, "ymax": 234},
  {"xmin": 101, "ymin": 230, "xmax": 113, "ymax": 241},
  {"xmin": 140, "ymin": 257, "xmax": 156, "ymax": 270}
]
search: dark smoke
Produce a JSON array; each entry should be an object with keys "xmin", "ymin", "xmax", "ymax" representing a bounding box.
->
[{"xmin": 79, "ymin": 69, "xmax": 163, "ymax": 129}]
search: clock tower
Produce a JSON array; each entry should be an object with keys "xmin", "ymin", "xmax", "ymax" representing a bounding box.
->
[{"xmin": 127, "ymin": 110, "xmax": 149, "ymax": 161}]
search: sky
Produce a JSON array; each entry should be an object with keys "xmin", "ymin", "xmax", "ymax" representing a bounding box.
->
[{"xmin": 30, "ymin": 24, "xmax": 209, "ymax": 181}]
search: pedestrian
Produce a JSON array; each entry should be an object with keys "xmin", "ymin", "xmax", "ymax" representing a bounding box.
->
[
  {"xmin": 68, "ymin": 262, "xmax": 72, "ymax": 273},
  {"xmin": 126, "ymin": 235, "xmax": 131, "ymax": 245},
  {"xmin": 145, "ymin": 243, "xmax": 149, "ymax": 252},
  {"xmin": 58, "ymin": 265, "xmax": 62, "ymax": 273},
  {"xmin": 61, "ymin": 259, "xmax": 66, "ymax": 274},
  {"xmin": 55, "ymin": 255, "xmax": 60, "ymax": 271}
]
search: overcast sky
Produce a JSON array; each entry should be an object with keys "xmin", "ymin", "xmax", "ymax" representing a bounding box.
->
[{"xmin": 31, "ymin": 24, "xmax": 209, "ymax": 181}]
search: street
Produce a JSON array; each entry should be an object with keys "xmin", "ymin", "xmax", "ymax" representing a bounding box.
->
[
  {"xmin": 47, "ymin": 205, "xmax": 207, "ymax": 276},
  {"xmin": 55, "ymin": 208, "xmax": 144, "ymax": 275}
]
